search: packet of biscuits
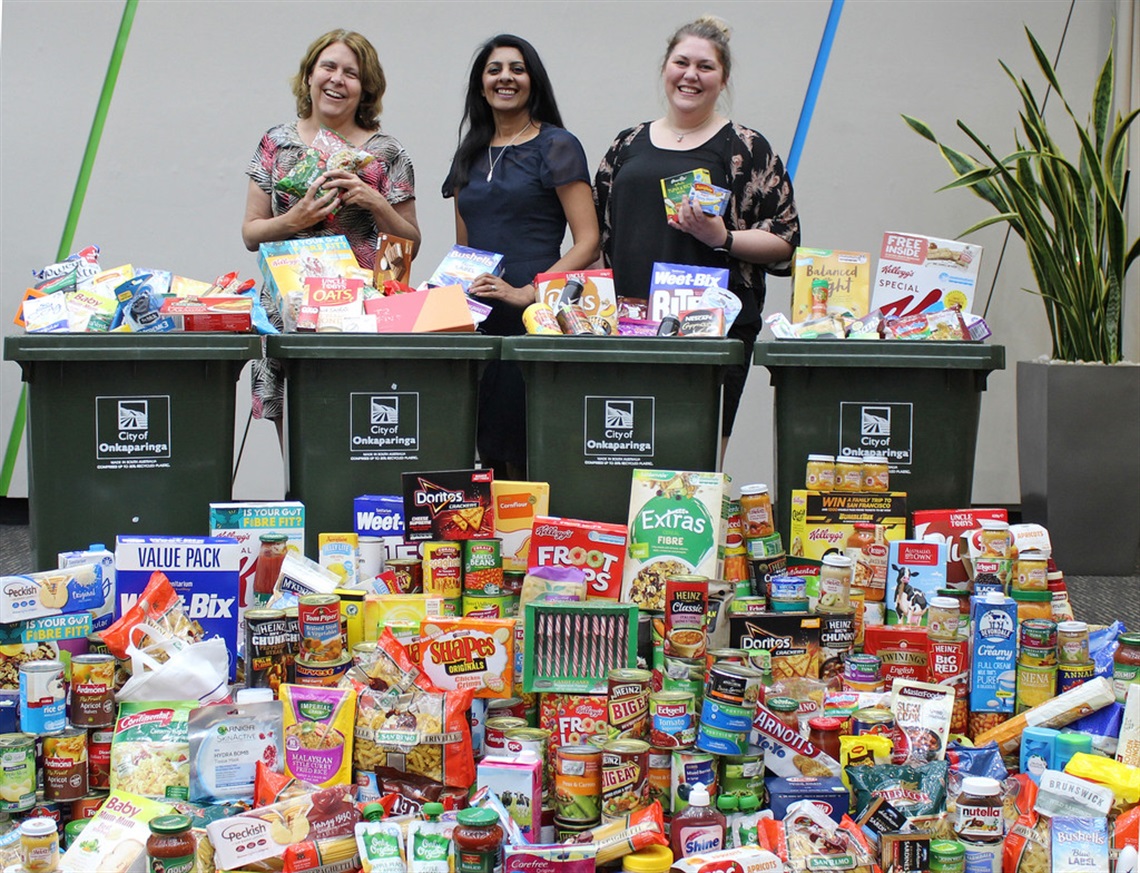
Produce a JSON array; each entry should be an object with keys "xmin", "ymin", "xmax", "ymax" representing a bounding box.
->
[
  {"xmin": 751, "ymin": 700, "xmax": 842, "ymax": 779},
  {"xmin": 418, "ymin": 617, "xmax": 514, "ymax": 699}
]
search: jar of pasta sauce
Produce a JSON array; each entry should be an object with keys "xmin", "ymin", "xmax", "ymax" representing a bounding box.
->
[
  {"xmin": 1113, "ymin": 632, "xmax": 1140, "ymax": 703},
  {"xmin": 454, "ymin": 807, "xmax": 504, "ymax": 873},
  {"xmin": 147, "ymin": 815, "xmax": 195, "ymax": 873}
]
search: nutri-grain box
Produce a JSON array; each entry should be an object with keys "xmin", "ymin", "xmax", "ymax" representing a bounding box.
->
[
  {"xmin": 492, "ymin": 481, "xmax": 550, "ymax": 572},
  {"xmin": 870, "ymin": 231, "xmax": 983, "ymax": 317},
  {"xmin": 527, "ymin": 516, "xmax": 627, "ymax": 600},
  {"xmin": 912, "ymin": 508, "xmax": 1008, "ymax": 588},
  {"xmin": 622, "ymin": 470, "xmax": 729, "ymax": 612}
]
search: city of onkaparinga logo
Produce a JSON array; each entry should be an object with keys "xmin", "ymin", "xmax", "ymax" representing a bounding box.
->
[{"xmin": 95, "ymin": 395, "xmax": 171, "ymax": 461}]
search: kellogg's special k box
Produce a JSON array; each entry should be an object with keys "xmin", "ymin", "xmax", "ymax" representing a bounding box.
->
[
  {"xmin": 115, "ymin": 535, "xmax": 241, "ymax": 679},
  {"xmin": 870, "ymin": 232, "xmax": 983, "ymax": 317}
]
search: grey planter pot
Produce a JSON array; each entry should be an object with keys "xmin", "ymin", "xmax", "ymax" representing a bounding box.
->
[{"xmin": 1017, "ymin": 360, "xmax": 1140, "ymax": 576}]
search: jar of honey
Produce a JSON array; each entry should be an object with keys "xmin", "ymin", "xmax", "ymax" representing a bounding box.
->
[
  {"xmin": 835, "ymin": 459, "xmax": 863, "ymax": 492},
  {"xmin": 861, "ymin": 455, "xmax": 890, "ymax": 492},
  {"xmin": 805, "ymin": 455, "xmax": 836, "ymax": 492}
]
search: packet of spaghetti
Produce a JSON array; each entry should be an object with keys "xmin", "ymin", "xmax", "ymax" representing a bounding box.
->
[
  {"xmin": 284, "ymin": 835, "xmax": 363, "ymax": 873},
  {"xmin": 571, "ymin": 802, "xmax": 667, "ymax": 865}
]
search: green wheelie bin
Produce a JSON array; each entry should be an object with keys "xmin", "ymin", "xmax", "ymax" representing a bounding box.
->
[
  {"xmin": 753, "ymin": 340, "xmax": 1006, "ymax": 540},
  {"xmin": 503, "ymin": 335, "xmax": 744, "ymax": 525},
  {"xmin": 267, "ymin": 333, "xmax": 500, "ymax": 556},
  {"xmin": 5, "ymin": 333, "xmax": 261, "ymax": 568}
]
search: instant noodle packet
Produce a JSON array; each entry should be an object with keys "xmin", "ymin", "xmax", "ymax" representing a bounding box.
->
[{"xmin": 280, "ymin": 683, "xmax": 357, "ymax": 788}]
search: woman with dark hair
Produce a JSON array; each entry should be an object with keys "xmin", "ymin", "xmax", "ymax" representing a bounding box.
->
[
  {"xmin": 243, "ymin": 29, "xmax": 420, "ymax": 423},
  {"xmin": 595, "ymin": 17, "xmax": 799, "ymax": 455},
  {"xmin": 443, "ymin": 34, "xmax": 599, "ymax": 478}
]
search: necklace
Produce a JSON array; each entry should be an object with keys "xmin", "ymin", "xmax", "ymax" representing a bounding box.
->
[
  {"xmin": 486, "ymin": 121, "xmax": 533, "ymax": 182},
  {"xmin": 667, "ymin": 115, "xmax": 717, "ymax": 142}
]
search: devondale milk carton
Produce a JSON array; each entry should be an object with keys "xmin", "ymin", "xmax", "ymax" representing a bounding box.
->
[
  {"xmin": 870, "ymin": 231, "xmax": 983, "ymax": 317},
  {"xmin": 115, "ymin": 536, "xmax": 241, "ymax": 680},
  {"xmin": 969, "ymin": 592, "xmax": 1017, "ymax": 715},
  {"xmin": 492, "ymin": 481, "xmax": 550, "ymax": 572}
]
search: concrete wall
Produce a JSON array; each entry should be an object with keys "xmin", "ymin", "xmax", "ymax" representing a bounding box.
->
[{"xmin": 2, "ymin": 0, "xmax": 1136, "ymax": 505}]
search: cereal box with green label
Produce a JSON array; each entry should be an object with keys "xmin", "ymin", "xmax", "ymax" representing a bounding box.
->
[{"xmin": 621, "ymin": 470, "xmax": 729, "ymax": 611}]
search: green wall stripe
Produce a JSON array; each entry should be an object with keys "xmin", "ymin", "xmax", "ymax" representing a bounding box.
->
[{"xmin": 1, "ymin": 0, "xmax": 139, "ymax": 496}]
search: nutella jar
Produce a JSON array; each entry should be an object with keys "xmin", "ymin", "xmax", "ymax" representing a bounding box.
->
[{"xmin": 954, "ymin": 776, "xmax": 1003, "ymax": 842}]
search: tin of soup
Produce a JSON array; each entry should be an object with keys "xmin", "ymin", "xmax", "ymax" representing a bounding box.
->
[
  {"xmin": 554, "ymin": 744, "xmax": 602, "ymax": 823},
  {"xmin": 648, "ymin": 691, "xmax": 696, "ymax": 749},
  {"xmin": 42, "ymin": 729, "xmax": 88, "ymax": 802},
  {"xmin": 19, "ymin": 661, "xmax": 66, "ymax": 736},
  {"xmin": 600, "ymin": 739, "xmax": 649, "ymax": 820},
  {"xmin": 245, "ymin": 608, "xmax": 289, "ymax": 693},
  {"xmin": 0, "ymin": 733, "xmax": 36, "ymax": 812},
  {"xmin": 67, "ymin": 654, "xmax": 115, "ymax": 728},
  {"xmin": 484, "ymin": 716, "xmax": 528, "ymax": 756},
  {"xmin": 647, "ymin": 747, "xmax": 672, "ymax": 814},
  {"xmin": 297, "ymin": 595, "xmax": 343, "ymax": 663}
]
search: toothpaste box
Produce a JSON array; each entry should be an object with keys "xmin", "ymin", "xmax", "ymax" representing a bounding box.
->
[
  {"xmin": 209, "ymin": 502, "xmax": 305, "ymax": 622},
  {"xmin": 969, "ymin": 593, "xmax": 1017, "ymax": 714},
  {"xmin": 354, "ymin": 495, "xmax": 418, "ymax": 563},
  {"xmin": 527, "ymin": 515, "xmax": 627, "ymax": 601},
  {"xmin": 886, "ymin": 538, "xmax": 948, "ymax": 626},
  {"xmin": 870, "ymin": 231, "xmax": 983, "ymax": 317},
  {"xmin": 115, "ymin": 536, "xmax": 241, "ymax": 680},
  {"xmin": 491, "ymin": 481, "xmax": 550, "ymax": 572}
]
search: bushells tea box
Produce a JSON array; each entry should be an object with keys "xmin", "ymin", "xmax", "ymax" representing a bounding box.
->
[{"xmin": 115, "ymin": 535, "xmax": 241, "ymax": 680}]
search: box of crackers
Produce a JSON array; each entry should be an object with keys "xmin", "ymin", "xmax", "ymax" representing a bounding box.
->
[
  {"xmin": 729, "ymin": 612, "xmax": 821, "ymax": 682},
  {"xmin": 401, "ymin": 469, "xmax": 494, "ymax": 542}
]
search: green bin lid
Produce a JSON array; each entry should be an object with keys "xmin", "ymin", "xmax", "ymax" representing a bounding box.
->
[
  {"xmin": 4, "ymin": 333, "xmax": 262, "ymax": 362},
  {"xmin": 752, "ymin": 339, "xmax": 1005, "ymax": 370},
  {"xmin": 267, "ymin": 332, "xmax": 500, "ymax": 361},
  {"xmin": 502, "ymin": 334, "xmax": 743, "ymax": 365}
]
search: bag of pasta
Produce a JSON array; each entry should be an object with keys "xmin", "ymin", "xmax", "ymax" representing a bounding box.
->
[
  {"xmin": 356, "ymin": 629, "xmax": 475, "ymax": 788},
  {"xmin": 780, "ymin": 801, "xmax": 878, "ymax": 873},
  {"xmin": 110, "ymin": 700, "xmax": 194, "ymax": 800}
]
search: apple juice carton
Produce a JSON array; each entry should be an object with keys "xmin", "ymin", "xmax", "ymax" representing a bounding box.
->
[{"xmin": 477, "ymin": 753, "xmax": 541, "ymax": 841}]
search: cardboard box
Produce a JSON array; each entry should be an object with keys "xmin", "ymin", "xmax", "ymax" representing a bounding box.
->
[
  {"xmin": 115, "ymin": 536, "xmax": 241, "ymax": 680},
  {"xmin": 0, "ymin": 565, "xmax": 106, "ymax": 624},
  {"xmin": 534, "ymin": 270, "xmax": 617, "ymax": 334},
  {"xmin": 528, "ymin": 515, "xmax": 627, "ymax": 600},
  {"xmin": 622, "ymin": 470, "xmax": 728, "ymax": 611},
  {"xmin": 729, "ymin": 612, "xmax": 821, "ymax": 682},
  {"xmin": 209, "ymin": 502, "xmax": 305, "ymax": 620},
  {"xmin": 647, "ymin": 263, "xmax": 730, "ymax": 321},
  {"xmin": 159, "ymin": 296, "xmax": 253, "ymax": 332},
  {"xmin": 791, "ymin": 248, "xmax": 872, "ymax": 322},
  {"xmin": 870, "ymin": 231, "xmax": 983, "ymax": 317},
  {"xmin": 401, "ymin": 469, "xmax": 494, "ymax": 542},
  {"xmin": 258, "ymin": 236, "xmax": 358, "ymax": 310},
  {"xmin": 491, "ymin": 481, "xmax": 550, "ymax": 572},
  {"xmin": 426, "ymin": 245, "xmax": 504, "ymax": 293},
  {"xmin": 478, "ymin": 756, "xmax": 542, "ymax": 841},
  {"xmin": 863, "ymin": 625, "xmax": 929, "ymax": 688},
  {"xmin": 296, "ymin": 276, "xmax": 364, "ymax": 331},
  {"xmin": 886, "ymin": 538, "xmax": 948, "ymax": 625},
  {"xmin": 363, "ymin": 285, "xmax": 475, "ymax": 333},
  {"xmin": 0, "ymin": 612, "xmax": 93, "ymax": 688},
  {"xmin": 765, "ymin": 775, "xmax": 849, "ymax": 822},
  {"xmin": 789, "ymin": 490, "xmax": 907, "ymax": 561},
  {"xmin": 912, "ymin": 508, "xmax": 1008, "ymax": 588},
  {"xmin": 353, "ymin": 494, "xmax": 418, "ymax": 563}
]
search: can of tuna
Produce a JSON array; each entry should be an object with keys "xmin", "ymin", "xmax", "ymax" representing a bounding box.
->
[
  {"xmin": 1020, "ymin": 618, "xmax": 1058, "ymax": 651},
  {"xmin": 1016, "ymin": 663, "xmax": 1057, "ymax": 713},
  {"xmin": 601, "ymin": 739, "xmax": 649, "ymax": 821},
  {"xmin": 718, "ymin": 751, "xmax": 765, "ymax": 801},
  {"xmin": 648, "ymin": 691, "xmax": 696, "ymax": 749},
  {"xmin": 386, "ymin": 558, "xmax": 423, "ymax": 594},
  {"xmin": 0, "ymin": 733, "xmax": 36, "ymax": 812},
  {"xmin": 422, "ymin": 542, "xmax": 463, "ymax": 598},
  {"xmin": 297, "ymin": 594, "xmax": 343, "ymax": 662},
  {"xmin": 67, "ymin": 654, "xmax": 116, "ymax": 728},
  {"xmin": 19, "ymin": 660, "xmax": 66, "ymax": 735},
  {"xmin": 42, "ymin": 728, "xmax": 88, "ymax": 802},
  {"xmin": 244, "ymin": 609, "xmax": 289, "ymax": 693},
  {"xmin": 695, "ymin": 721, "xmax": 750, "ymax": 756},
  {"xmin": 504, "ymin": 727, "xmax": 552, "ymax": 794},
  {"xmin": 86, "ymin": 728, "xmax": 113, "ymax": 790},
  {"xmin": 703, "ymin": 648, "xmax": 751, "ymax": 678},
  {"xmin": 819, "ymin": 610, "xmax": 856, "ymax": 681},
  {"xmin": 1057, "ymin": 660, "xmax": 1096, "ymax": 694},
  {"xmin": 484, "ymin": 716, "xmax": 528, "ymax": 756},
  {"xmin": 462, "ymin": 593, "xmax": 517, "ymax": 618},
  {"xmin": 699, "ymin": 697, "xmax": 754, "ymax": 732},
  {"xmin": 487, "ymin": 697, "xmax": 528, "ymax": 721},
  {"xmin": 463, "ymin": 539, "xmax": 503, "ymax": 595},
  {"xmin": 293, "ymin": 654, "xmax": 352, "ymax": 687},
  {"xmin": 671, "ymin": 749, "xmax": 717, "ymax": 815},
  {"xmin": 748, "ymin": 553, "xmax": 787, "ymax": 600},
  {"xmin": 705, "ymin": 663, "xmax": 762, "ymax": 709},
  {"xmin": 554, "ymin": 744, "xmax": 602, "ymax": 823},
  {"xmin": 607, "ymin": 669, "xmax": 651, "ymax": 742},
  {"xmin": 647, "ymin": 747, "xmax": 672, "ymax": 814}
]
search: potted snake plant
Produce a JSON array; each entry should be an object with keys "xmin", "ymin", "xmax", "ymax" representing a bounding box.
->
[{"xmin": 902, "ymin": 26, "xmax": 1138, "ymax": 574}]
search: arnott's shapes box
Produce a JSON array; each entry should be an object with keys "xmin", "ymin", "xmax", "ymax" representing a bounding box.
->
[
  {"xmin": 115, "ymin": 535, "xmax": 241, "ymax": 679},
  {"xmin": 788, "ymin": 490, "xmax": 906, "ymax": 561},
  {"xmin": 621, "ymin": 470, "xmax": 729, "ymax": 612}
]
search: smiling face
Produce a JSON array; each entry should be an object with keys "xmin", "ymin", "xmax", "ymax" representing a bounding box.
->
[
  {"xmin": 662, "ymin": 35, "xmax": 727, "ymax": 118},
  {"xmin": 482, "ymin": 46, "xmax": 532, "ymax": 116},
  {"xmin": 307, "ymin": 41, "xmax": 363, "ymax": 127}
]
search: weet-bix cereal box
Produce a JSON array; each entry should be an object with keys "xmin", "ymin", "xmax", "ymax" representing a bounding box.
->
[
  {"xmin": 115, "ymin": 536, "xmax": 241, "ymax": 680},
  {"xmin": 354, "ymin": 494, "xmax": 417, "ymax": 562}
]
